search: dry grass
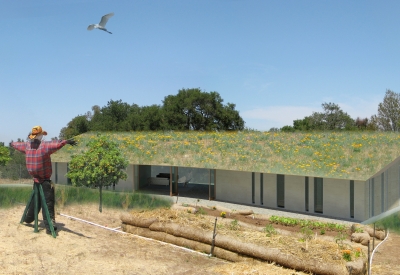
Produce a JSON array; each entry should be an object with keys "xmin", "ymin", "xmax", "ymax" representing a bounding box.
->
[
  {"xmin": 0, "ymin": 178, "xmax": 31, "ymax": 184},
  {"xmin": 52, "ymin": 131, "xmax": 400, "ymax": 180},
  {"xmin": 211, "ymin": 261, "xmax": 311, "ymax": 275},
  {"xmin": 126, "ymin": 207, "xmax": 362, "ymax": 269}
]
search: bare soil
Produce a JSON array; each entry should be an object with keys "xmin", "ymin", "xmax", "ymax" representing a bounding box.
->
[{"xmin": 0, "ymin": 203, "xmax": 399, "ymax": 275}]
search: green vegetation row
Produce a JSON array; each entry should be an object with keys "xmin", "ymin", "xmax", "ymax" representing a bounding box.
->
[
  {"xmin": 269, "ymin": 215, "xmax": 346, "ymax": 231},
  {"xmin": 0, "ymin": 185, "xmax": 172, "ymax": 210}
]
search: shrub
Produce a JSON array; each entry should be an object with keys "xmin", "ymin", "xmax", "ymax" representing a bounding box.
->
[{"xmin": 263, "ymin": 224, "xmax": 277, "ymax": 237}]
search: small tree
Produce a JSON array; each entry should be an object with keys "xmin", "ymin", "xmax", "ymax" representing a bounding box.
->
[
  {"xmin": 67, "ymin": 134, "xmax": 128, "ymax": 212},
  {"xmin": 0, "ymin": 144, "xmax": 11, "ymax": 166}
]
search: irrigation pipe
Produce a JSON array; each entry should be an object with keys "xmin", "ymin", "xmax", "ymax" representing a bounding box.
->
[
  {"xmin": 369, "ymin": 229, "xmax": 389, "ymax": 275},
  {"xmin": 60, "ymin": 213, "xmax": 127, "ymax": 234},
  {"xmin": 59, "ymin": 213, "xmax": 210, "ymax": 258}
]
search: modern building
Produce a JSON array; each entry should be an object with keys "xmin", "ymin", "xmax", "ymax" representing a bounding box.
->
[{"xmin": 51, "ymin": 155, "xmax": 400, "ymax": 223}]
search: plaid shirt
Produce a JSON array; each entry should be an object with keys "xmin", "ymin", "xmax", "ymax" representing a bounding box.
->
[{"xmin": 11, "ymin": 140, "xmax": 67, "ymax": 183}]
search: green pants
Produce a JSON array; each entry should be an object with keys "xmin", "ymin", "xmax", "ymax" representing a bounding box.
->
[{"xmin": 24, "ymin": 180, "xmax": 56, "ymax": 230}]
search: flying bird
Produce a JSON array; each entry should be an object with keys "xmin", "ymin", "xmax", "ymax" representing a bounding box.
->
[{"xmin": 87, "ymin": 12, "xmax": 114, "ymax": 34}]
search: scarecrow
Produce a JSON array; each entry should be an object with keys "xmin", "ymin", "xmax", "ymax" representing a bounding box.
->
[{"xmin": 11, "ymin": 126, "xmax": 77, "ymax": 234}]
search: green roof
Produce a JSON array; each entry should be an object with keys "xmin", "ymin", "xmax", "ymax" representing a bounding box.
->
[{"xmin": 52, "ymin": 131, "xmax": 400, "ymax": 181}]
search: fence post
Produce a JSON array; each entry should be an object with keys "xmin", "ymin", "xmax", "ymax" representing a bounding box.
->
[
  {"xmin": 373, "ymin": 223, "xmax": 375, "ymax": 251},
  {"xmin": 367, "ymin": 240, "xmax": 370, "ymax": 275},
  {"xmin": 210, "ymin": 217, "xmax": 218, "ymax": 256}
]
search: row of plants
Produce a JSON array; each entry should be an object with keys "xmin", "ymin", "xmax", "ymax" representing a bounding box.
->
[
  {"xmin": 269, "ymin": 215, "xmax": 347, "ymax": 231},
  {"xmin": 54, "ymin": 131, "xmax": 400, "ymax": 180}
]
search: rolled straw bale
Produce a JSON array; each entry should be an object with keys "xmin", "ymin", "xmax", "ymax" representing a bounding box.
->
[
  {"xmin": 351, "ymin": 232, "xmax": 371, "ymax": 246},
  {"xmin": 213, "ymin": 234, "xmax": 347, "ymax": 275},
  {"xmin": 364, "ymin": 227, "xmax": 385, "ymax": 240},
  {"xmin": 120, "ymin": 214, "xmax": 158, "ymax": 228},
  {"xmin": 171, "ymin": 204, "xmax": 197, "ymax": 213},
  {"xmin": 149, "ymin": 222, "xmax": 214, "ymax": 244},
  {"xmin": 346, "ymin": 259, "xmax": 367, "ymax": 275},
  {"xmin": 148, "ymin": 222, "xmax": 347, "ymax": 275},
  {"xmin": 237, "ymin": 210, "xmax": 254, "ymax": 216},
  {"xmin": 122, "ymin": 224, "xmax": 249, "ymax": 262}
]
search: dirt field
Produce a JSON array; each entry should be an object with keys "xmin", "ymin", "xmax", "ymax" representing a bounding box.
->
[{"xmin": 0, "ymin": 203, "xmax": 399, "ymax": 275}]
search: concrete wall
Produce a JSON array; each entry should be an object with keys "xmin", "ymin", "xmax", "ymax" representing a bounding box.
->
[
  {"xmin": 285, "ymin": 175, "xmax": 306, "ymax": 212},
  {"xmin": 354, "ymin": 180, "xmax": 367, "ymax": 221},
  {"xmin": 113, "ymin": 164, "xmax": 134, "ymax": 192},
  {"xmin": 308, "ymin": 177, "xmax": 315, "ymax": 213},
  {"xmin": 387, "ymin": 158, "xmax": 400, "ymax": 210},
  {"xmin": 215, "ymin": 169, "xmax": 252, "ymax": 204},
  {"xmin": 324, "ymin": 178, "xmax": 350, "ymax": 220},
  {"xmin": 52, "ymin": 162, "xmax": 68, "ymax": 184},
  {"xmin": 367, "ymin": 156, "xmax": 400, "ymax": 219},
  {"xmin": 215, "ymin": 170, "xmax": 367, "ymax": 221},
  {"xmin": 263, "ymin": 173, "xmax": 277, "ymax": 209},
  {"xmin": 253, "ymin": 172, "xmax": 261, "ymax": 205},
  {"xmin": 372, "ymin": 174, "xmax": 383, "ymax": 216}
]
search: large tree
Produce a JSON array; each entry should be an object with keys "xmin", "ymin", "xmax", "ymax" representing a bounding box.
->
[
  {"xmin": 281, "ymin": 102, "xmax": 356, "ymax": 131},
  {"xmin": 60, "ymin": 89, "xmax": 245, "ymax": 134},
  {"xmin": 308, "ymin": 102, "xmax": 355, "ymax": 130},
  {"xmin": 375, "ymin": 89, "xmax": 400, "ymax": 131},
  {"xmin": 162, "ymin": 88, "xmax": 244, "ymax": 131},
  {"xmin": 139, "ymin": 105, "xmax": 164, "ymax": 130},
  {"xmin": 59, "ymin": 115, "xmax": 90, "ymax": 139},
  {"xmin": 67, "ymin": 135, "xmax": 128, "ymax": 212},
  {"xmin": 90, "ymin": 100, "xmax": 131, "ymax": 131}
]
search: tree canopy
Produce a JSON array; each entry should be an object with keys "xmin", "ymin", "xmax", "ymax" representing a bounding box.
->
[
  {"xmin": 59, "ymin": 88, "xmax": 400, "ymax": 137},
  {"xmin": 281, "ymin": 102, "xmax": 356, "ymax": 132},
  {"xmin": 309, "ymin": 102, "xmax": 355, "ymax": 130},
  {"xmin": 0, "ymin": 144, "xmax": 11, "ymax": 166},
  {"xmin": 60, "ymin": 88, "xmax": 245, "ymax": 139},
  {"xmin": 374, "ymin": 89, "xmax": 400, "ymax": 131},
  {"xmin": 66, "ymin": 135, "xmax": 128, "ymax": 212},
  {"xmin": 162, "ymin": 88, "xmax": 244, "ymax": 131}
]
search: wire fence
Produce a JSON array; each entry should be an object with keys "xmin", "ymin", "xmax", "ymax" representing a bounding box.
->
[{"xmin": 0, "ymin": 164, "xmax": 32, "ymax": 184}]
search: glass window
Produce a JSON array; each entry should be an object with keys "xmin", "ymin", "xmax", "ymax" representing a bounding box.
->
[
  {"xmin": 305, "ymin": 177, "xmax": 309, "ymax": 212},
  {"xmin": 260, "ymin": 173, "xmax": 264, "ymax": 205},
  {"xmin": 350, "ymin": 180, "xmax": 354, "ymax": 218},
  {"xmin": 277, "ymin": 174, "xmax": 284, "ymax": 208},
  {"xmin": 314, "ymin": 177, "xmax": 323, "ymax": 213}
]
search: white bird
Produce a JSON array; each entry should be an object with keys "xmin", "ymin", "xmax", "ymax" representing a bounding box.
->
[{"xmin": 87, "ymin": 12, "xmax": 114, "ymax": 34}]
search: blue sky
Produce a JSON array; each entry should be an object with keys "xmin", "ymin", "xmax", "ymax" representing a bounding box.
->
[{"xmin": 1, "ymin": 0, "xmax": 400, "ymax": 143}]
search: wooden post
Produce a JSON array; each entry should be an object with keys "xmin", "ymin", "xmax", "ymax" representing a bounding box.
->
[
  {"xmin": 34, "ymin": 184, "xmax": 39, "ymax": 233},
  {"xmin": 210, "ymin": 217, "xmax": 218, "ymax": 256}
]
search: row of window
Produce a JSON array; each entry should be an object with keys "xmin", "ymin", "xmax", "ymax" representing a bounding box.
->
[{"xmin": 251, "ymin": 174, "xmax": 355, "ymax": 218}]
